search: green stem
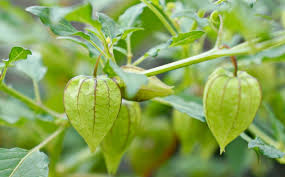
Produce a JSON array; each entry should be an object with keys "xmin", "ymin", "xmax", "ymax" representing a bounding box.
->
[
  {"xmin": 240, "ymin": 133, "xmax": 252, "ymax": 143},
  {"xmin": 214, "ymin": 15, "xmax": 223, "ymax": 49},
  {"xmin": 9, "ymin": 126, "xmax": 66, "ymax": 177},
  {"xmin": 88, "ymin": 39, "xmax": 109, "ymax": 59},
  {"xmin": 248, "ymin": 124, "xmax": 281, "ymax": 148},
  {"xmin": 0, "ymin": 66, "xmax": 8, "ymax": 83},
  {"xmin": 141, "ymin": 0, "xmax": 178, "ymax": 36},
  {"xmin": 133, "ymin": 55, "xmax": 148, "ymax": 66},
  {"xmin": 127, "ymin": 35, "xmax": 133, "ymax": 64},
  {"xmin": 142, "ymin": 32, "xmax": 285, "ymax": 76},
  {"xmin": 33, "ymin": 80, "xmax": 41, "ymax": 103},
  {"xmin": 215, "ymin": 0, "xmax": 227, "ymax": 4},
  {"xmin": 0, "ymin": 83, "xmax": 64, "ymax": 120}
]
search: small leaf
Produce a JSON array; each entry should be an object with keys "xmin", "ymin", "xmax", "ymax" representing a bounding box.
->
[
  {"xmin": 170, "ymin": 31, "xmax": 205, "ymax": 47},
  {"xmin": 26, "ymin": 6, "xmax": 89, "ymax": 40},
  {"xmin": 248, "ymin": 137, "xmax": 285, "ymax": 159},
  {"xmin": 4, "ymin": 47, "xmax": 32, "ymax": 66},
  {"xmin": 243, "ymin": 45, "xmax": 285, "ymax": 63},
  {"xmin": 156, "ymin": 95, "xmax": 205, "ymax": 122},
  {"xmin": 264, "ymin": 104, "xmax": 285, "ymax": 143},
  {"xmin": 0, "ymin": 148, "xmax": 49, "ymax": 177},
  {"xmin": 144, "ymin": 40, "xmax": 171, "ymax": 57},
  {"xmin": 65, "ymin": 3, "xmax": 94, "ymax": 25},
  {"xmin": 120, "ymin": 27, "xmax": 144, "ymax": 40},
  {"xmin": 57, "ymin": 36, "xmax": 99, "ymax": 58},
  {"xmin": 16, "ymin": 52, "xmax": 47, "ymax": 82},
  {"xmin": 103, "ymin": 61, "xmax": 148, "ymax": 98},
  {"xmin": 113, "ymin": 47, "xmax": 128, "ymax": 56},
  {"xmin": 118, "ymin": 3, "xmax": 146, "ymax": 28},
  {"xmin": 97, "ymin": 13, "xmax": 120, "ymax": 39}
]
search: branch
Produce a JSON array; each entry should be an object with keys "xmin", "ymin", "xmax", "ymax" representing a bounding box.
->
[
  {"xmin": 142, "ymin": 31, "xmax": 285, "ymax": 76},
  {"xmin": 0, "ymin": 83, "xmax": 64, "ymax": 120}
]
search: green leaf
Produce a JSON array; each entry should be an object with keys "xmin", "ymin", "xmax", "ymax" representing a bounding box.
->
[
  {"xmin": 15, "ymin": 52, "xmax": 47, "ymax": 82},
  {"xmin": 57, "ymin": 36, "xmax": 100, "ymax": 58},
  {"xmin": 26, "ymin": 6, "xmax": 89, "ymax": 40},
  {"xmin": 243, "ymin": 45, "xmax": 285, "ymax": 63},
  {"xmin": 264, "ymin": 103, "xmax": 285, "ymax": 144},
  {"xmin": 172, "ymin": 10, "xmax": 209, "ymax": 28},
  {"xmin": 0, "ymin": 98, "xmax": 35, "ymax": 125},
  {"xmin": 248, "ymin": 137, "xmax": 285, "ymax": 159},
  {"xmin": 118, "ymin": 3, "xmax": 146, "ymax": 28},
  {"xmin": 65, "ymin": 3, "xmax": 94, "ymax": 25},
  {"xmin": 97, "ymin": 13, "xmax": 120, "ymax": 39},
  {"xmin": 169, "ymin": 31, "xmax": 205, "ymax": 47},
  {"xmin": 4, "ymin": 47, "xmax": 32, "ymax": 66},
  {"xmin": 156, "ymin": 95, "xmax": 205, "ymax": 122},
  {"xmin": 144, "ymin": 41, "xmax": 171, "ymax": 57},
  {"xmin": 120, "ymin": 27, "xmax": 144, "ymax": 40},
  {"xmin": 0, "ymin": 148, "xmax": 49, "ymax": 177},
  {"xmin": 113, "ymin": 46, "xmax": 128, "ymax": 56},
  {"xmin": 103, "ymin": 61, "xmax": 148, "ymax": 98},
  {"xmin": 26, "ymin": 3, "xmax": 94, "ymax": 25}
]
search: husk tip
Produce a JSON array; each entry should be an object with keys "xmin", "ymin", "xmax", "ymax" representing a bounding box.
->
[{"xmin": 219, "ymin": 147, "xmax": 225, "ymax": 155}]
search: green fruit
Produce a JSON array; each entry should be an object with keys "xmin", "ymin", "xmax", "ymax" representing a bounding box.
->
[
  {"xmin": 173, "ymin": 110, "xmax": 217, "ymax": 158},
  {"xmin": 64, "ymin": 75, "xmax": 122, "ymax": 152},
  {"xmin": 101, "ymin": 100, "xmax": 141, "ymax": 175},
  {"xmin": 120, "ymin": 65, "xmax": 174, "ymax": 101},
  {"xmin": 203, "ymin": 67, "xmax": 262, "ymax": 153}
]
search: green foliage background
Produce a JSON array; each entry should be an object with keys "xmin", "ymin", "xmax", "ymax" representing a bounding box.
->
[{"xmin": 0, "ymin": 0, "xmax": 285, "ymax": 177}]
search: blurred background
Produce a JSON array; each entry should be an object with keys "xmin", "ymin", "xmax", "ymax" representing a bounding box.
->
[{"xmin": 0, "ymin": 0, "xmax": 285, "ymax": 177}]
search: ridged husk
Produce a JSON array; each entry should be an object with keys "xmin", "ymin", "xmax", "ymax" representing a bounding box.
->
[
  {"xmin": 64, "ymin": 75, "xmax": 122, "ymax": 152},
  {"xmin": 203, "ymin": 67, "xmax": 262, "ymax": 153},
  {"xmin": 120, "ymin": 65, "xmax": 174, "ymax": 101},
  {"xmin": 101, "ymin": 100, "xmax": 141, "ymax": 175}
]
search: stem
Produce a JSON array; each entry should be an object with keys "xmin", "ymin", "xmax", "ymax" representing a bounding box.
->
[
  {"xmin": 9, "ymin": 126, "xmax": 66, "ymax": 177},
  {"xmin": 240, "ymin": 133, "xmax": 252, "ymax": 143},
  {"xmin": 88, "ymin": 39, "xmax": 109, "ymax": 59},
  {"xmin": 0, "ymin": 66, "xmax": 8, "ymax": 83},
  {"xmin": 214, "ymin": 15, "xmax": 223, "ymax": 49},
  {"xmin": 248, "ymin": 124, "xmax": 281, "ymax": 148},
  {"xmin": 0, "ymin": 83, "xmax": 64, "ymax": 119},
  {"xmin": 215, "ymin": 0, "xmax": 227, "ymax": 4},
  {"xmin": 127, "ymin": 35, "xmax": 133, "ymax": 64},
  {"xmin": 133, "ymin": 55, "xmax": 148, "ymax": 66},
  {"xmin": 141, "ymin": 0, "xmax": 178, "ymax": 36},
  {"xmin": 142, "ymin": 32, "xmax": 285, "ymax": 76},
  {"xmin": 222, "ymin": 44, "xmax": 238, "ymax": 77},
  {"xmin": 93, "ymin": 54, "xmax": 102, "ymax": 77},
  {"xmin": 33, "ymin": 80, "xmax": 41, "ymax": 103}
]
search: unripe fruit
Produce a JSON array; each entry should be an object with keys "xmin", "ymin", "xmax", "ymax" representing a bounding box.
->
[
  {"xmin": 120, "ymin": 65, "xmax": 174, "ymax": 101},
  {"xmin": 203, "ymin": 67, "xmax": 262, "ymax": 153},
  {"xmin": 64, "ymin": 75, "xmax": 122, "ymax": 152},
  {"xmin": 101, "ymin": 100, "xmax": 141, "ymax": 175}
]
